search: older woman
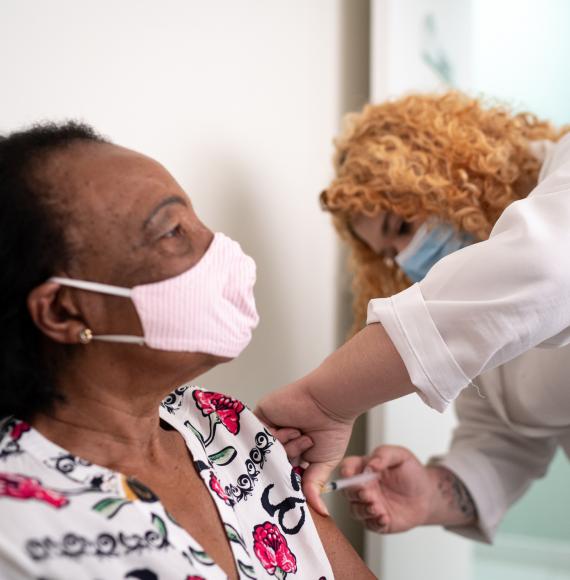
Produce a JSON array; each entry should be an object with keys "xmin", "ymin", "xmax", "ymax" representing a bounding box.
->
[{"xmin": 0, "ymin": 123, "xmax": 373, "ymax": 579}]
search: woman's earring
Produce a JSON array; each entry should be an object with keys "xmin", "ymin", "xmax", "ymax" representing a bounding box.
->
[{"xmin": 78, "ymin": 328, "xmax": 93, "ymax": 344}]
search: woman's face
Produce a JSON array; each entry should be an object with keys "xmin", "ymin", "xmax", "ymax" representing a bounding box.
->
[
  {"xmin": 48, "ymin": 141, "xmax": 213, "ymax": 286},
  {"xmin": 349, "ymin": 211, "xmax": 422, "ymax": 259},
  {"xmin": 39, "ymin": 140, "xmax": 222, "ymax": 380}
]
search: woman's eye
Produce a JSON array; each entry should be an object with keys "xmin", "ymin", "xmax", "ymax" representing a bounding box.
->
[
  {"xmin": 163, "ymin": 224, "xmax": 183, "ymax": 239},
  {"xmin": 156, "ymin": 221, "xmax": 193, "ymax": 255}
]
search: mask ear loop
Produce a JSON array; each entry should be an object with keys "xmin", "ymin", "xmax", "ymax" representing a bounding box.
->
[
  {"xmin": 51, "ymin": 277, "xmax": 146, "ymax": 346},
  {"xmin": 50, "ymin": 277, "xmax": 132, "ymax": 298},
  {"xmin": 90, "ymin": 335, "xmax": 145, "ymax": 345}
]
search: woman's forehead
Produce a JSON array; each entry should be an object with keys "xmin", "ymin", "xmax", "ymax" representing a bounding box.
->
[
  {"xmin": 64, "ymin": 143, "xmax": 168, "ymax": 192},
  {"xmin": 43, "ymin": 142, "xmax": 182, "ymax": 217}
]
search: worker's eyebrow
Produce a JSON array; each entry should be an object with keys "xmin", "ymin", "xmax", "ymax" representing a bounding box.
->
[{"xmin": 143, "ymin": 195, "xmax": 187, "ymax": 229}]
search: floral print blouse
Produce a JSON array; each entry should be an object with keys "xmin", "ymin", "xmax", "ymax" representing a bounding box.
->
[{"xmin": 0, "ymin": 386, "xmax": 333, "ymax": 579}]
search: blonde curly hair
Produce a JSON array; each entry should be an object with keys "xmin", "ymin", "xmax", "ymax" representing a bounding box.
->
[{"xmin": 321, "ymin": 91, "xmax": 569, "ymax": 334}]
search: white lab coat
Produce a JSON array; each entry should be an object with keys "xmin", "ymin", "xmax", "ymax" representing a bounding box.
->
[
  {"xmin": 438, "ymin": 346, "xmax": 570, "ymax": 542},
  {"xmin": 367, "ymin": 133, "xmax": 570, "ymax": 542}
]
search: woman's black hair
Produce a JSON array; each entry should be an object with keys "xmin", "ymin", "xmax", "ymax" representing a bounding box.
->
[{"xmin": 0, "ymin": 121, "xmax": 107, "ymax": 419}]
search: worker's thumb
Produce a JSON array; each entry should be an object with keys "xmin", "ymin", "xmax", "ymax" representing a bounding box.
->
[{"xmin": 302, "ymin": 461, "xmax": 335, "ymax": 517}]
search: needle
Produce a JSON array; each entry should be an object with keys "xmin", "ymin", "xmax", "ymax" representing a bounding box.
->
[{"xmin": 321, "ymin": 471, "xmax": 380, "ymax": 494}]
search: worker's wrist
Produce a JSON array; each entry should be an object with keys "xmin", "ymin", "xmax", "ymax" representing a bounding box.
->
[
  {"xmin": 422, "ymin": 466, "xmax": 448, "ymax": 526},
  {"xmin": 424, "ymin": 466, "xmax": 478, "ymax": 528},
  {"xmin": 301, "ymin": 369, "xmax": 360, "ymax": 424}
]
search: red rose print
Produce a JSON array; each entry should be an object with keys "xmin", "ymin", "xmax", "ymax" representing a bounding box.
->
[
  {"xmin": 0, "ymin": 472, "xmax": 68, "ymax": 508},
  {"xmin": 10, "ymin": 420, "xmax": 30, "ymax": 441},
  {"xmin": 292, "ymin": 465, "xmax": 305, "ymax": 481},
  {"xmin": 253, "ymin": 522, "xmax": 297, "ymax": 578},
  {"xmin": 208, "ymin": 471, "xmax": 232, "ymax": 506},
  {"xmin": 193, "ymin": 390, "xmax": 245, "ymax": 435}
]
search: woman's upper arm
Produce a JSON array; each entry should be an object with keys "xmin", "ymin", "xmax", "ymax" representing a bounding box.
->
[{"xmin": 309, "ymin": 505, "xmax": 377, "ymax": 579}]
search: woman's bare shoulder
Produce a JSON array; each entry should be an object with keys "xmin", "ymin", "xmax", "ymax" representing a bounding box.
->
[{"xmin": 309, "ymin": 505, "xmax": 377, "ymax": 579}]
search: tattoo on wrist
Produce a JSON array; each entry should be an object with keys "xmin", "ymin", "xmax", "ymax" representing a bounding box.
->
[{"xmin": 437, "ymin": 468, "xmax": 477, "ymax": 525}]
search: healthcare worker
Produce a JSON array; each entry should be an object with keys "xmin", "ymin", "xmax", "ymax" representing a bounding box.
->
[{"xmin": 256, "ymin": 92, "xmax": 570, "ymax": 539}]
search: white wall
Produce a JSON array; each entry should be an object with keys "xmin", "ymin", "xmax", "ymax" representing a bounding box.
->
[
  {"xmin": 372, "ymin": 0, "xmax": 472, "ymax": 97},
  {"xmin": 471, "ymin": 0, "xmax": 570, "ymax": 126},
  {"xmin": 0, "ymin": 0, "xmax": 344, "ymax": 403}
]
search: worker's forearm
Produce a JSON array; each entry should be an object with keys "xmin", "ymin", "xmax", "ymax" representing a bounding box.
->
[
  {"xmin": 302, "ymin": 323, "xmax": 415, "ymax": 421},
  {"xmin": 425, "ymin": 466, "xmax": 478, "ymax": 528}
]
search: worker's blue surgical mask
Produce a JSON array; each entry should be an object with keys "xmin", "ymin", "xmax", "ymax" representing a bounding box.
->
[{"xmin": 395, "ymin": 221, "xmax": 475, "ymax": 282}]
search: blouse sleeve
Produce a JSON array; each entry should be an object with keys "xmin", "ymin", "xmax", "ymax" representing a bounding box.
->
[
  {"xmin": 434, "ymin": 385, "xmax": 558, "ymax": 543},
  {"xmin": 367, "ymin": 136, "xmax": 570, "ymax": 411}
]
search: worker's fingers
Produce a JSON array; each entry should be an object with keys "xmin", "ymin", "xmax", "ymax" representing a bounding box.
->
[
  {"xmin": 366, "ymin": 515, "xmax": 390, "ymax": 534},
  {"xmin": 341, "ymin": 455, "xmax": 385, "ymax": 502},
  {"xmin": 349, "ymin": 501, "xmax": 383, "ymax": 521},
  {"xmin": 340, "ymin": 455, "xmax": 367, "ymax": 478},
  {"xmin": 283, "ymin": 436, "xmax": 313, "ymax": 462},
  {"xmin": 367, "ymin": 445, "xmax": 411, "ymax": 472},
  {"xmin": 343, "ymin": 487, "xmax": 364, "ymax": 502},
  {"xmin": 344, "ymin": 484, "xmax": 379, "ymax": 503},
  {"xmin": 302, "ymin": 462, "xmax": 337, "ymax": 516},
  {"xmin": 265, "ymin": 427, "xmax": 313, "ymax": 464},
  {"xmin": 273, "ymin": 427, "xmax": 302, "ymax": 445}
]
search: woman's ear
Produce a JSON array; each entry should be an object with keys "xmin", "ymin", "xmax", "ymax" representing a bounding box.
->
[{"xmin": 27, "ymin": 281, "xmax": 86, "ymax": 344}]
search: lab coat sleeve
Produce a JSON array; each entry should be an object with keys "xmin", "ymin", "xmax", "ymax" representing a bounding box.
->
[
  {"xmin": 433, "ymin": 386, "xmax": 558, "ymax": 543},
  {"xmin": 367, "ymin": 137, "xmax": 570, "ymax": 411}
]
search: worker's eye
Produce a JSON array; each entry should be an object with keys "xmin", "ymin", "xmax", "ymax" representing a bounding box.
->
[{"xmin": 398, "ymin": 221, "xmax": 412, "ymax": 237}]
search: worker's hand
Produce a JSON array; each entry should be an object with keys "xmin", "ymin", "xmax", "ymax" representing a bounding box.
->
[
  {"xmin": 341, "ymin": 446, "xmax": 437, "ymax": 533},
  {"xmin": 255, "ymin": 380, "xmax": 356, "ymax": 516},
  {"xmin": 256, "ymin": 324, "xmax": 414, "ymax": 516}
]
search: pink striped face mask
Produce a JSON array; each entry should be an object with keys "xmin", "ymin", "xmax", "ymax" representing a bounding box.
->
[{"xmin": 50, "ymin": 233, "xmax": 259, "ymax": 358}]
